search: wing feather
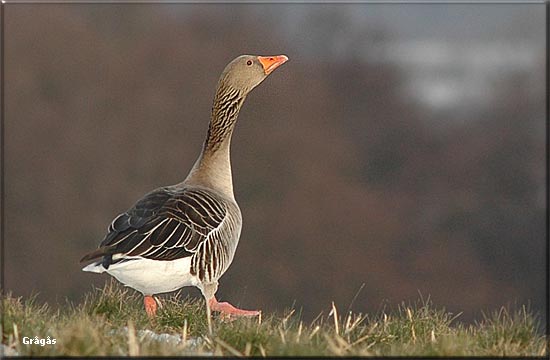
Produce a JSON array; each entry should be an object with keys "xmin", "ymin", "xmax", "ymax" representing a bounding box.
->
[{"xmin": 80, "ymin": 186, "xmax": 229, "ymax": 267}]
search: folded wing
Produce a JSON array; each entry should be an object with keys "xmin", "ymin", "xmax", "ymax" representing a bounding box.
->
[{"xmin": 80, "ymin": 186, "xmax": 228, "ymax": 267}]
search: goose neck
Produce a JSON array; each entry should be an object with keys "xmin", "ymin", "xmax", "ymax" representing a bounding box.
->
[{"xmin": 184, "ymin": 84, "xmax": 246, "ymax": 199}]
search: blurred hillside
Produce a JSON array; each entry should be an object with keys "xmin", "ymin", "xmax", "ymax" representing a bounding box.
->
[{"xmin": 3, "ymin": 4, "xmax": 546, "ymax": 328}]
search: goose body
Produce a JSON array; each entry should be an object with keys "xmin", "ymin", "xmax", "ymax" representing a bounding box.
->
[
  {"xmin": 81, "ymin": 54, "xmax": 288, "ymax": 317},
  {"xmin": 82, "ymin": 185, "xmax": 241, "ymax": 297}
]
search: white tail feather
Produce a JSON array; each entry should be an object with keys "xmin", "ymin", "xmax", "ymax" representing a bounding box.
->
[{"xmin": 82, "ymin": 262, "xmax": 105, "ymax": 273}]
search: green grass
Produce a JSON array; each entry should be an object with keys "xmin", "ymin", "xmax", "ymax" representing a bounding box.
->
[{"xmin": 1, "ymin": 281, "xmax": 547, "ymax": 356}]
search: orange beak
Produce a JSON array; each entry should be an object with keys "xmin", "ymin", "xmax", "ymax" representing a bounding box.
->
[{"xmin": 258, "ymin": 55, "xmax": 289, "ymax": 75}]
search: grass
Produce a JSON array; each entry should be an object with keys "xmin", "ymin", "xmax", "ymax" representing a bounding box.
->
[{"xmin": 1, "ymin": 281, "xmax": 547, "ymax": 357}]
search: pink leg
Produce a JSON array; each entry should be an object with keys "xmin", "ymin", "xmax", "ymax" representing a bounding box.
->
[
  {"xmin": 208, "ymin": 297, "xmax": 260, "ymax": 317},
  {"xmin": 144, "ymin": 295, "xmax": 158, "ymax": 317}
]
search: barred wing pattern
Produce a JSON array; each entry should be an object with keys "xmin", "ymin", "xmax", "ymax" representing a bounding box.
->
[{"xmin": 96, "ymin": 186, "xmax": 241, "ymax": 283}]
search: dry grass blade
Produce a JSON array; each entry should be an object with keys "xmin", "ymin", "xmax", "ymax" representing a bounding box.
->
[
  {"xmin": 296, "ymin": 322, "xmax": 303, "ymax": 343},
  {"xmin": 214, "ymin": 338, "xmax": 243, "ymax": 357},
  {"xmin": 330, "ymin": 302, "xmax": 340, "ymax": 336},
  {"xmin": 12, "ymin": 323, "xmax": 19, "ymax": 344},
  {"xmin": 347, "ymin": 283, "xmax": 366, "ymax": 313},
  {"xmin": 344, "ymin": 312, "xmax": 366, "ymax": 335},
  {"xmin": 244, "ymin": 342, "xmax": 252, "ymax": 356},
  {"xmin": 279, "ymin": 327, "xmax": 286, "ymax": 344},
  {"xmin": 127, "ymin": 320, "xmax": 139, "ymax": 356},
  {"xmin": 309, "ymin": 325, "xmax": 320, "ymax": 339},
  {"xmin": 282, "ymin": 309, "xmax": 295, "ymax": 326},
  {"xmin": 258, "ymin": 343, "xmax": 267, "ymax": 357},
  {"xmin": 538, "ymin": 342, "xmax": 547, "ymax": 356},
  {"xmin": 345, "ymin": 312, "xmax": 352, "ymax": 333},
  {"xmin": 181, "ymin": 319, "xmax": 188, "ymax": 345}
]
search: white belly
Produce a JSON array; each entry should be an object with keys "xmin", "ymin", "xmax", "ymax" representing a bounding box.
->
[{"xmin": 91, "ymin": 256, "xmax": 200, "ymax": 295}]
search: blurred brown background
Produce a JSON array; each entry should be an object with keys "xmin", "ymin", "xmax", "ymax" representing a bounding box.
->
[{"xmin": 3, "ymin": 4, "xmax": 546, "ymax": 329}]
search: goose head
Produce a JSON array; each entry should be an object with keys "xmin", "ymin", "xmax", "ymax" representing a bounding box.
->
[{"xmin": 218, "ymin": 54, "xmax": 289, "ymax": 94}]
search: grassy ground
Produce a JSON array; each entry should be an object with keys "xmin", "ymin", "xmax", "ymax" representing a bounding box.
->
[{"xmin": 1, "ymin": 281, "xmax": 547, "ymax": 357}]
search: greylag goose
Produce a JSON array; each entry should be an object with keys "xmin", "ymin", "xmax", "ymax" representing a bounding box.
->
[{"xmin": 81, "ymin": 54, "xmax": 289, "ymax": 318}]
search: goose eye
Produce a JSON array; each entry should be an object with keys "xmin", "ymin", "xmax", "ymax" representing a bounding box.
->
[{"xmin": 246, "ymin": 60, "xmax": 253, "ymax": 66}]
